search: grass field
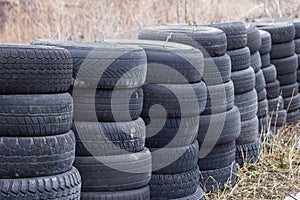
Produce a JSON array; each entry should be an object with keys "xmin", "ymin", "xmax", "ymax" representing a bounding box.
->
[{"xmin": 0, "ymin": 0, "xmax": 299, "ymax": 199}]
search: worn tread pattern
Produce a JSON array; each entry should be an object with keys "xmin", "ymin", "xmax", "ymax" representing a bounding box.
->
[
  {"xmin": 265, "ymin": 80, "xmax": 280, "ymax": 99},
  {"xmin": 251, "ymin": 51, "xmax": 262, "ymax": 72},
  {"xmin": 262, "ymin": 64, "xmax": 277, "ymax": 83},
  {"xmin": 255, "ymin": 69, "xmax": 266, "ymax": 92},
  {"xmin": 246, "ymin": 24, "xmax": 262, "ymax": 53},
  {"xmin": 231, "ymin": 67, "xmax": 255, "ymax": 94},
  {"xmin": 234, "ymin": 89, "xmax": 258, "ymax": 121},
  {"xmin": 260, "ymin": 53, "xmax": 271, "ymax": 68},
  {"xmin": 277, "ymin": 71, "xmax": 297, "ymax": 86},
  {"xmin": 259, "ymin": 30, "xmax": 272, "ymax": 54},
  {"xmin": 271, "ymin": 54, "xmax": 298, "ymax": 75},
  {"xmin": 227, "ymin": 47, "xmax": 251, "ymax": 71},
  {"xmin": 236, "ymin": 116, "xmax": 259, "ymax": 144},
  {"xmin": 236, "ymin": 139, "xmax": 261, "ymax": 167},
  {"xmin": 270, "ymin": 40, "xmax": 295, "ymax": 59}
]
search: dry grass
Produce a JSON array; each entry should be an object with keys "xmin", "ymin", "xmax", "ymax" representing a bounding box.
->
[
  {"xmin": 205, "ymin": 122, "xmax": 300, "ymax": 199},
  {"xmin": 0, "ymin": 0, "xmax": 300, "ymax": 43}
]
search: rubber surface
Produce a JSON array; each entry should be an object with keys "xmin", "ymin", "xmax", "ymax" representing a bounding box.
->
[
  {"xmin": 231, "ymin": 67, "xmax": 255, "ymax": 94},
  {"xmin": 227, "ymin": 47, "xmax": 251, "ymax": 71},
  {"xmin": 234, "ymin": 89, "xmax": 258, "ymax": 121}
]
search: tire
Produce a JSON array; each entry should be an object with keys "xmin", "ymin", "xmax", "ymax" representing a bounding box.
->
[
  {"xmin": 198, "ymin": 141, "xmax": 236, "ymax": 170},
  {"xmin": 256, "ymin": 22, "xmax": 295, "ymax": 44},
  {"xmin": 199, "ymin": 162, "xmax": 237, "ymax": 192},
  {"xmin": 246, "ymin": 24, "xmax": 262, "ymax": 53},
  {"xmin": 74, "ymin": 149, "xmax": 152, "ymax": 192},
  {"xmin": 255, "ymin": 69, "xmax": 266, "ymax": 92},
  {"xmin": 231, "ymin": 67, "xmax": 255, "ymax": 94},
  {"xmin": 203, "ymin": 54, "xmax": 231, "ymax": 85},
  {"xmin": 32, "ymin": 39, "xmax": 147, "ymax": 89},
  {"xmin": 0, "ymin": 93, "xmax": 73, "ymax": 136},
  {"xmin": 251, "ymin": 51, "xmax": 262, "ymax": 72},
  {"xmin": 236, "ymin": 139, "xmax": 261, "ymax": 167},
  {"xmin": 207, "ymin": 22, "xmax": 247, "ymax": 50},
  {"xmin": 260, "ymin": 53, "xmax": 271, "ymax": 68},
  {"xmin": 142, "ymin": 81, "xmax": 207, "ymax": 118},
  {"xmin": 0, "ymin": 44, "xmax": 72, "ymax": 94},
  {"xmin": 266, "ymin": 80, "xmax": 280, "ymax": 99},
  {"xmin": 277, "ymin": 71, "xmax": 297, "ymax": 86},
  {"xmin": 270, "ymin": 40, "xmax": 295, "ymax": 59},
  {"xmin": 259, "ymin": 30, "xmax": 272, "ymax": 54},
  {"xmin": 144, "ymin": 116, "xmax": 198, "ymax": 148},
  {"xmin": 150, "ymin": 168, "xmax": 200, "ymax": 199},
  {"xmin": 138, "ymin": 25, "xmax": 227, "ymax": 57},
  {"xmin": 280, "ymin": 82, "xmax": 298, "ymax": 98},
  {"xmin": 198, "ymin": 106, "xmax": 241, "ymax": 146},
  {"xmin": 0, "ymin": 167, "xmax": 81, "ymax": 200},
  {"xmin": 202, "ymin": 80, "xmax": 234, "ymax": 114},
  {"xmin": 268, "ymin": 96, "xmax": 284, "ymax": 112},
  {"xmin": 168, "ymin": 186, "xmax": 204, "ymax": 200},
  {"xmin": 257, "ymin": 99, "xmax": 268, "ymax": 118},
  {"xmin": 73, "ymin": 87, "xmax": 143, "ymax": 122},
  {"xmin": 257, "ymin": 88, "xmax": 267, "ymax": 101},
  {"xmin": 284, "ymin": 93, "xmax": 300, "ymax": 111},
  {"xmin": 150, "ymin": 140, "xmax": 198, "ymax": 174},
  {"xmin": 81, "ymin": 186, "xmax": 150, "ymax": 200},
  {"xmin": 73, "ymin": 118, "xmax": 146, "ymax": 156},
  {"xmin": 227, "ymin": 47, "xmax": 251, "ymax": 71},
  {"xmin": 106, "ymin": 39, "xmax": 204, "ymax": 84},
  {"xmin": 270, "ymin": 109, "xmax": 286, "ymax": 126},
  {"xmin": 286, "ymin": 109, "xmax": 299, "ymax": 124},
  {"xmin": 236, "ymin": 116, "xmax": 259, "ymax": 145},
  {"xmin": 271, "ymin": 54, "xmax": 298, "ymax": 75},
  {"xmin": 234, "ymin": 89, "xmax": 258, "ymax": 121},
  {"xmin": 262, "ymin": 64, "xmax": 277, "ymax": 83},
  {"xmin": 295, "ymin": 39, "xmax": 300, "ymax": 54}
]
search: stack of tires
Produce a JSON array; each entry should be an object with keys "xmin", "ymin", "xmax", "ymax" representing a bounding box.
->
[
  {"xmin": 259, "ymin": 30, "xmax": 286, "ymax": 134},
  {"xmin": 31, "ymin": 40, "xmax": 152, "ymax": 199},
  {"xmin": 255, "ymin": 22, "xmax": 300, "ymax": 124},
  {"xmin": 0, "ymin": 44, "xmax": 81, "ymax": 199},
  {"xmin": 139, "ymin": 25, "xmax": 240, "ymax": 192},
  {"xmin": 207, "ymin": 22, "xmax": 261, "ymax": 167},
  {"xmin": 246, "ymin": 24, "xmax": 269, "ymax": 136},
  {"xmin": 133, "ymin": 34, "xmax": 207, "ymax": 199}
]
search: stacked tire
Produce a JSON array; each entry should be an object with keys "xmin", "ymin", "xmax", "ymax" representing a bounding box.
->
[
  {"xmin": 208, "ymin": 22, "xmax": 261, "ymax": 167},
  {"xmin": 259, "ymin": 30, "xmax": 286, "ymax": 135},
  {"xmin": 0, "ymin": 44, "xmax": 81, "ymax": 199},
  {"xmin": 255, "ymin": 21, "xmax": 300, "ymax": 124},
  {"xmin": 32, "ymin": 40, "xmax": 152, "ymax": 199},
  {"xmin": 135, "ymin": 34, "xmax": 207, "ymax": 198},
  {"xmin": 139, "ymin": 25, "xmax": 240, "ymax": 192}
]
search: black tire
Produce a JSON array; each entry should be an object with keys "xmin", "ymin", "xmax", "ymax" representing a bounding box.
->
[
  {"xmin": 202, "ymin": 80, "xmax": 234, "ymax": 114},
  {"xmin": 295, "ymin": 39, "xmax": 300, "ymax": 54},
  {"xmin": 260, "ymin": 53, "xmax": 271, "ymax": 68},
  {"xmin": 227, "ymin": 47, "xmax": 251, "ymax": 71},
  {"xmin": 251, "ymin": 51, "xmax": 262, "ymax": 72},
  {"xmin": 150, "ymin": 168, "xmax": 199, "ymax": 199},
  {"xmin": 138, "ymin": 25, "xmax": 227, "ymax": 57},
  {"xmin": 168, "ymin": 186, "xmax": 204, "ymax": 200},
  {"xmin": 268, "ymin": 95, "xmax": 284, "ymax": 112},
  {"xmin": 257, "ymin": 88, "xmax": 267, "ymax": 101},
  {"xmin": 106, "ymin": 39, "xmax": 204, "ymax": 84},
  {"xmin": 284, "ymin": 93, "xmax": 300, "ymax": 111},
  {"xmin": 286, "ymin": 109, "xmax": 299, "ymax": 124},
  {"xmin": 231, "ymin": 67, "xmax": 255, "ymax": 94},
  {"xmin": 0, "ymin": 130, "xmax": 75, "ymax": 178},
  {"xmin": 234, "ymin": 89, "xmax": 258, "ymax": 121},
  {"xmin": 198, "ymin": 141, "xmax": 236, "ymax": 170},
  {"xmin": 277, "ymin": 71, "xmax": 297, "ymax": 86},
  {"xmin": 270, "ymin": 40, "xmax": 295, "ymax": 59},
  {"xmin": 73, "ymin": 87, "xmax": 143, "ymax": 122},
  {"xmin": 236, "ymin": 139, "xmax": 261, "ymax": 167},
  {"xmin": 236, "ymin": 116, "xmax": 259, "ymax": 145},
  {"xmin": 32, "ymin": 39, "xmax": 147, "ymax": 89},
  {"xmin": 266, "ymin": 80, "xmax": 280, "ymax": 99},
  {"xmin": 259, "ymin": 30, "xmax": 272, "ymax": 54},
  {"xmin": 270, "ymin": 109, "xmax": 286, "ymax": 126},
  {"xmin": 73, "ymin": 118, "xmax": 146, "ymax": 156},
  {"xmin": 298, "ymin": 69, "xmax": 300, "ymax": 82},
  {"xmin": 199, "ymin": 162, "xmax": 237, "ymax": 192},
  {"xmin": 207, "ymin": 22, "xmax": 247, "ymax": 50},
  {"xmin": 271, "ymin": 54, "xmax": 298, "ymax": 75},
  {"xmin": 198, "ymin": 106, "xmax": 241, "ymax": 146},
  {"xmin": 257, "ymin": 99, "xmax": 268, "ymax": 118},
  {"xmin": 144, "ymin": 116, "xmax": 198, "ymax": 148},
  {"xmin": 0, "ymin": 93, "xmax": 72, "ymax": 136},
  {"xmin": 74, "ymin": 149, "xmax": 152, "ymax": 192},
  {"xmin": 256, "ymin": 22, "xmax": 295, "ymax": 44},
  {"xmin": 81, "ymin": 186, "xmax": 150, "ymax": 200},
  {"xmin": 255, "ymin": 69, "xmax": 266, "ymax": 92},
  {"xmin": 150, "ymin": 140, "xmax": 198, "ymax": 174},
  {"xmin": 262, "ymin": 64, "xmax": 277, "ymax": 83},
  {"xmin": 0, "ymin": 44, "xmax": 72, "ymax": 94},
  {"xmin": 246, "ymin": 24, "xmax": 262, "ymax": 53},
  {"xmin": 280, "ymin": 82, "xmax": 299, "ymax": 98},
  {"xmin": 203, "ymin": 54, "xmax": 231, "ymax": 85},
  {"xmin": 142, "ymin": 82, "xmax": 207, "ymax": 118},
  {"xmin": 0, "ymin": 167, "xmax": 81, "ymax": 200}
]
